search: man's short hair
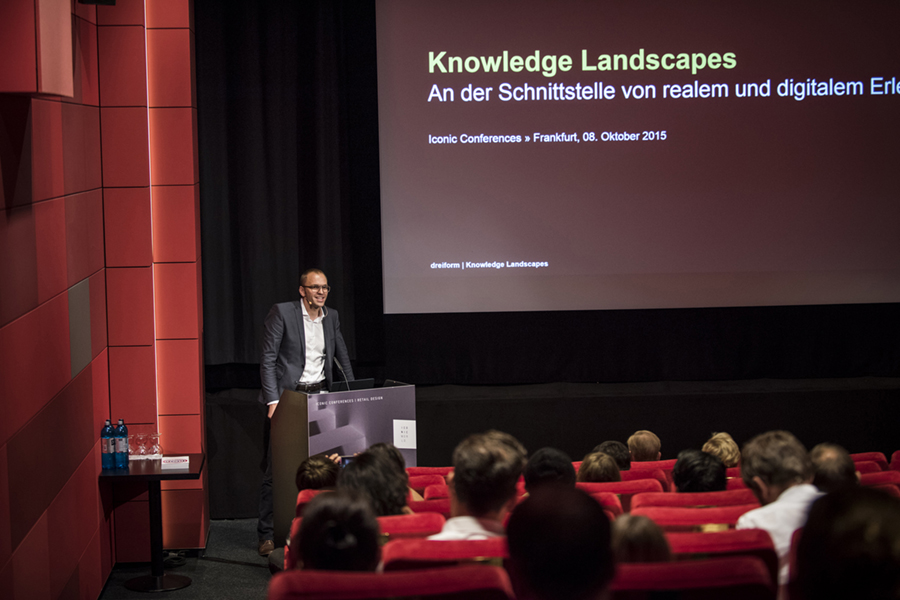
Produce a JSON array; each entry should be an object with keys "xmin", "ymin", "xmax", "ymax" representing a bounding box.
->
[
  {"xmin": 451, "ymin": 430, "xmax": 527, "ymax": 517},
  {"xmin": 300, "ymin": 268, "xmax": 325, "ymax": 286},
  {"xmin": 702, "ymin": 432, "xmax": 741, "ymax": 468},
  {"xmin": 796, "ymin": 486, "xmax": 900, "ymax": 600},
  {"xmin": 298, "ymin": 492, "xmax": 381, "ymax": 571},
  {"xmin": 627, "ymin": 430, "xmax": 661, "ymax": 461},
  {"xmin": 337, "ymin": 451, "xmax": 409, "ymax": 516},
  {"xmin": 810, "ymin": 443, "xmax": 857, "ymax": 493},
  {"xmin": 296, "ymin": 454, "xmax": 340, "ymax": 491},
  {"xmin": 593, "ymin": 440, "xmax": 631, "ymax": 470},
  {"xmin": 523, "ymin": 447, "xmax": 576, "ymax": 493},
  {"xmin": 741, "ymin": 430, "xmax": 812, "ymax": 489},
  {"xmin": 507, "ymin": 486, "xmax": 614, "ymax": 600},
  {"xmin": 672, "ymin": 449, "xmax": 727, "ymax": 493},
  {"xmin": 577, "ymin": 452, "xmax": 621, "ymax": 483}
]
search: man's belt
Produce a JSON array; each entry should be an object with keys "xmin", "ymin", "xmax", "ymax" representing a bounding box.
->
[{"xmin": 296, "ymin": 380, "xmax": 325, "ymax": 393}]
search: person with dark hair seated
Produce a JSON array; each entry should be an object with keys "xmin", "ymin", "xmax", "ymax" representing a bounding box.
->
[
  {"xmin": 611, "ymin": 514, "xmax": 672, "ymax": 563},
  {"xmin": 524, "ymin": 447, "xmax": 576, "ymax": 494},
  {"xmin": 337, "ymin": 451, "xmax": 411, "ymax": 516},
  {"xmin": 296, "ymin": 454, "xmax": 340, "ymax": 492},
  {"xmin": 507, "ymin": 486, "xmax": 615, "ymax": 600},
  {"xmin": 296, "ymin": 492, "xmax": 381, "ymax": 571},
  {"xmin": 795, "ymin": 486, "xmax": 900, "ymax": 600},
  {"xmin": 672, "ymin": 449, "xmax": 727, "ymax": 493},
  {"xmin": 809, "ymin": 443, "xmax": 858, "ymax": 493},
  {"xmin": 577, "ymin": 451, "xmax": 621, "ymax": 483},
  {"xmin": 366, "ymin": 442, "xmax": 423, "ymax": 501},
  {"xmin": 593, "ymin": 440, "xmax": 631, "ymax": 471}
]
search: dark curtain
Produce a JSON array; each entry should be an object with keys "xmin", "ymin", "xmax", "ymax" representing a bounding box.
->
[
  {"xmin": 196, "ymin": 0, "xmax": 383, "ymax": 371},
  {"xmin": 195, "ymin": 1, "xmax": 899, "ymax": 387}
]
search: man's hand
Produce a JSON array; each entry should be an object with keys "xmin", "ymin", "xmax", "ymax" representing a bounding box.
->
[{"xmin": 267, "ymin": 403, "xmax": 277, "ymax": 418}]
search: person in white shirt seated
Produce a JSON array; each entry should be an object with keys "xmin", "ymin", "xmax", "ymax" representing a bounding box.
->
[
  {"xmin": 429, "ymin": 430, "xmax": 526, "ymax": 540},
  {"xmin": 735, "ymin": 430, "xmax": 824, "ymax": 586}
]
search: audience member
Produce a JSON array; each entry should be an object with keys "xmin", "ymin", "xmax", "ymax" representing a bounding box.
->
[
  {"xmin": 430, "ymin": 430, "xmax": 527, "ymax": 540},
  {"xmin": 809, "ymin": 443, "xmax": 858, "ymax": 493},
  {"xmin": 794, "ymin": 486, "xmax": 900, "ymax": 600},
  {"xmin": 672, "ymin": 449, "xmax": 727, "ymax": 493},
  {"xmin": 701, "ymin": 432, "xmax": 741, "ymax": 468},
  {"xmin": 337, "ymin": 451, "xmax": 411, "ymax": 516},
  {"xmin": 366, "ymin": 442, "xmax": 424, "ymax": 501},
  {"xmin": 295, "ymin": 454, "xmax": 340, "ymax": 492},
  {"xmin": 628, "ymin": 430, "xmax": 661, "ymax": 461},
  {"xmin": 593, "ymin": 440, "xmax": 631, "ymax": 471},
  {"xmin": 296, "ymin": 492, "xmax": 381, "ymax": 571},
  {"xmin": 523, "ymin": 447, "xmax": 576, "ymax": 493},
  {"xmin": 611, "ymin": 514, "xmax": 672, "ymax": 563},
  {"xmin": 577, "ymin": 452, "xmax": 621, "ymax": 483},
  {"xmin": 507, "ymin": 486, "xmax": 615, "ymax": 600},
  {"xmin": 736, "ymin": 430, "xmax": 823, "ymax": 584}
]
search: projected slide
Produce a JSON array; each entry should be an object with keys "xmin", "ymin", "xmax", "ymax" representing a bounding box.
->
[{"xmin": 376, "ymin": 0, "xmax": 900, "ymax": 314}]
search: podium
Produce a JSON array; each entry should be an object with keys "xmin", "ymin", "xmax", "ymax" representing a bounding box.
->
[{"xmin": 271, "ymin": 380, "xmax": 416, "ymax": 546}]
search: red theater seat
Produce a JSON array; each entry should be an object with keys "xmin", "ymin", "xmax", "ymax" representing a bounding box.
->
[
  {"xmin": 379, "ymin": 513, "xmax": 447, "ymax": 542},
  {"xmin": 408, "ymin": 498, "xmax": 452, "ymax": 518},
  {"xmin": 408, "ymin": 474, "xmax": 445, "ymax": 494},
  {"xmin": 631, "ymin": 504, "xmax": 757, "ymax": 532},
  {"xmin": 295, "ymin": 488, "xmax": 328, "ymax": 517},
  {"xmin": 631, "ymin": 489, "xmax": 758, "ymax": 511},
  {"xmin": 577, "ymin": 479, "xmax": 664, "ymax": 512},
  {"xmin": 424, "ymin": 484, "xmax": 450, "ymax": 500},
  {"xmin": 382, "ymin": 538, "xmax": 509, "ymax": 571},
  {"xmin": 268, "ymin": 565, "xmax": 515, "ymax": 600},
  {"xmin": 407, "ymin": 466, "xmax": 453, "ymax": 479},
  {"xmin": 876, "ymin": 485, "xmax": 900, "ymax": 499},
  {"xmin": 854, "ymin": 460, "xmax": 882, "ymax": 474},
  {"xmin": 589, "ymin": 492, "xmax": 625, "ymax": 518},
  {"xmin": 667, "ymin": 529, "xmax": 779, "ymax": 584},
  {"xmin": 727, "ymin": 478, "xmax": 749, "ymax": 490},
  {"xmin": 611, "ymin": 556, "xmax": 775, "ymax": 600},
  {"xmin": 890, "ymin": 450, "xmax": 900, "ymax": 471},
  {"xmin": 631, "ymin": 459, "xmax": 677, "ymax": 490},
  {"xmin": 621, "ymin": 469, "xmax": 670, "ymax": 491},
  {"xmin": 860, "ymin": 470, "xmax": 900, "ymax": 491},
  {"xmin": 850, "ymin": 452, "xmax": 888, "ymax": 471}
]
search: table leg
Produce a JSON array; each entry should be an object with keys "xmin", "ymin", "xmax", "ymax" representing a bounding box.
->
[{"xmin": 124, "ymin": 480, "xmax": 192, "ymax": 592}]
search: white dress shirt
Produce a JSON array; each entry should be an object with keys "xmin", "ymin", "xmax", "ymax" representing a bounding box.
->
[
  {"xmin": 299, "ymin": 307, "xmax": 325, "ymax": 384},
  {"xmin": 427, "ymin": 516, "xmax": 505, "ymax": 540}
]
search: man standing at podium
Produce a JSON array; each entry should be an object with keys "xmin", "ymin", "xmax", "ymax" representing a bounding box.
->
[{"xmin": 256, "ymin": 268, "xmax": 355, "ymax": 556}]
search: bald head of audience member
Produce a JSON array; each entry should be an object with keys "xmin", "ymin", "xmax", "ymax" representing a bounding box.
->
[
  {"xmin": 702, "ymin": 432, "xmax": 741, "ymax": 468},
  {"xmin": 810, "ymin": 443, "xmax": 858, "ymax": 493},
  {"xmin": 507, "ymin": 486, "xmax": 615, "ymax": 600},
  {"xmin": 612, "ymin": 514, "xmax": 672, "ymax": 563},
  {"xmin": 577, "ymin": 451, "xmax": 621, "ymax": 483},
  {"xmin": 673, "ymin": 449, "xmax": 727, "ymax": 493},
  {"xmin": 523, "ymin": 447, "xmax": 576, "ymax": 494},
  {"xmin": 741, "ymin": 430, "xmax": 813, "ymax": 505},
  {"xmin": 449, "ymin": 430, "xmax": 527, "ymax": 519},
  {"xmin": 593, "ymin": 441, "xmax": 631, "ymax": 471},
  {"xmin": 796, "ymin": 486, "xmax": 900, "ymax": 600},
  {"xmin": 628, "ymin": 430, "xmax": 661, "ymax": 461}
]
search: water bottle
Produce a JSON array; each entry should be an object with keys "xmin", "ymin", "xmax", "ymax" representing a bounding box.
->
[
  {"xmin": 101, "ymin": 420, "xmax": 115, "ymax": 470},
  {"xmin": 114, "ymin": 419, "xmax": 129, "ymax": 469}
]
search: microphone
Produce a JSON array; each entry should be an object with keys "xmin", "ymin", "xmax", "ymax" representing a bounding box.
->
[{"xmin": 333, "ymin": 356, "xmax": 350, "ymax": 391}]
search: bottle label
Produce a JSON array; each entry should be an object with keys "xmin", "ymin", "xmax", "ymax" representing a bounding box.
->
[
  {"xmin": 103, "ymin": 439, "xmax": 115, "ymax": 454},
  {"xmin": 116, "ymin": 437, "xmax": 128, "ymax": 453}
]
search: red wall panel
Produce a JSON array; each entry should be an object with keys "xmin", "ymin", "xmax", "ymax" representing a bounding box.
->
[
  {"xmin": 47, "ymin": 451, "xmax": 99, "ymax": 599},
  {"xmin": 149, "ymin": 108, "xmax": 198, "ymax": 186},
  {"xmin": 74, "ymin": 2, "xmax": 96, "ymax": 25},
  {"xmin": 36, "ymin": 0, "xmax": 74, "ymax": 97},
  {"xmin": 78, "ymin": 529, "xmax": 103, "ymax": 600},
  {"xmin": 100, "ymin": 107, "xmax": 150, "ymax": 188},
  {"xmin": 147, "ymin": 28, "xmax": 194, "ymax": 108},
  {"xmin": 97, "ymin": 25, "xmax": 147, "ymax": 107},
  {"xmin": 161, "ymin": 489, "xmax": 206, "ymax": 548},
  {"xmin": 151, "ymin": 185, "xmax": 198, "ymax": 263},
  {"xmin": 104, "ymin": 187, "xmax": 152, "ymax": 267},
  {"xmin": 108, "ymin": 345, "xmax": 158, "ymax": 425},
  {"xmin": 153, "ymin": 262, "xmax": 199, "ymax": 339},
  {"xmin": 156, "ymin": 339, "xmax": 201, "ymax": 415},
  {"xmin": 34, "ymin": 197, "xmax": 67, "ymax": 303},
  {"xmin": 97, "ymin": 0, "xmax": 146, "ymax": 27},
  {"xmin": 89, "ymin": 269, "xmax": 107, "ymax": 358},
  {"xmin": 147, "ymin": 0, "xmax": 192, "ymax": 29},
  {"xmin": 30, "ymin": 99, "xmax": 65, "ymax": 202},
  {"xmin": 7, "ymin": 514, "xmax": 50, "ymax": 600},
  {"xmin": 72, "ymin": 16, "xmax": 100, "ymax": 107},
  {"xmin": 106, "ymin": 267, "xmax": 154, "ymax": 346},
  {"xmin": 0, "ymin": 444, "xmax": 10, "ymax": 567},
  {"xmin": 0, "ymin": 206, "xmax": 39, "ymax": 327},
  {"xmin": 0, "ymin": 0, "xmax": 38, "ymax": 92},
  {"xmin": 0, "ymin": 293, "xmax": 70, "ymax": 448},
  {"xmin": 113, "ymin": 501, "xmax": 150, "ymax": 562},
  {"xmin": 31, "ymin": 102, "xmax": 102, "ymax": 202},
  {"xmin": 91, "ymin": 349, "xmax": 110, "ymax": 427},
  {"xmin": 65, "ymin": 189, "xmax": 104, "ymax": 286},
  {"xmin": 158, "ymin": 415, "xmax": 201, "ymax": 455}
]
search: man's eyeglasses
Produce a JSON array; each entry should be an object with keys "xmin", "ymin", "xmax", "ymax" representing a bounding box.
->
[{"xmin": 303, "ymin": 285, "xmax": 331, "ymax": 293}]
